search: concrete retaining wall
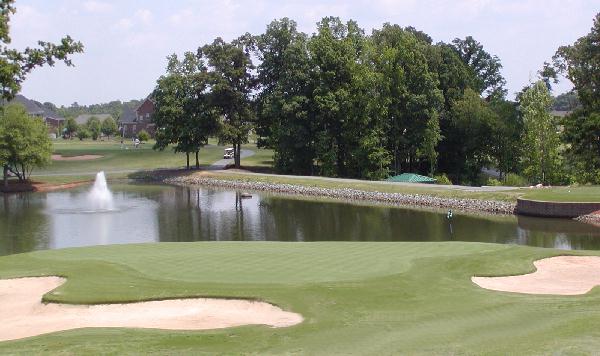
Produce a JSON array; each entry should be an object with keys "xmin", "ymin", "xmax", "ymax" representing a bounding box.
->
[{"xmin": 516, "ymin": 198, "xmax": 600, "ymax": 218}]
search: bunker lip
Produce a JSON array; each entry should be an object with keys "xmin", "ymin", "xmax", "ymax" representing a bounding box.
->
[
  {"xmin": 472, "ymin": 256, "xmax": 600, "ymax": 295},
  {"xmin": 0, "ymin": 276, "xmax": 303, "ymax": 342},
  {"xmin": 52, "ymin": 154, "xmax": 103, "ymax": 161}
]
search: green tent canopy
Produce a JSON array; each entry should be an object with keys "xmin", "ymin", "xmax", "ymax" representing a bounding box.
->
[{"xmin": 386, "ymin": 173, "xmax": 437, "ymax": 184}]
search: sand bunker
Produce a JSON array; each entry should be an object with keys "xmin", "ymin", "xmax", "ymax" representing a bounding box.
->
[
  {"xmin": 0, "ymin": 277, "xmax": 302, "ymax": 342},
  {"xmin": 472, "ymin": 256, "xmax": 600, "ymax": 295},
  {"xmin": 52, "ymin": 154, "xmax": 103, "ymax": 161}
]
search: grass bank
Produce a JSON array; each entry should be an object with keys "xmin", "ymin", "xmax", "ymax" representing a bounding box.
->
[{"xmin": 1, "ymin": 242, "xmax": 599, "ymax": 354}]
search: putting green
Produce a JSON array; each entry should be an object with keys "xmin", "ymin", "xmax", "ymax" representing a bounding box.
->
[{"xmin": 1, "ymin": 242, "xmax": 600, "ymax": 354}]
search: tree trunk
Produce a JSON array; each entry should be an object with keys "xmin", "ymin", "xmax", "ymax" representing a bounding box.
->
[
  {"xmin": 195, "ymin": 150, "xmax": 200, "ymax": 169},
  {"xmin": 3, "ymin": 165, "xmax": 7, "ymax": 188},
  {"xmin": 234, "ymin": 143, "xmax": 241, "ymax": 168},
  {"xmin": 186, "ymin": 152, "xmax": 190, "ymax": 170}
]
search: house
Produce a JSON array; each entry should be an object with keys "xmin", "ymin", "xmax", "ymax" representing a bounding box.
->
[
  {"xmin": 119, "ymin": 97, "xmax": 155, "ymax": 138},
  {"xmin": 5, "ymin": 95, "xmax": 65, "ymax": 131},
  {"xmin": 74, "ymin": 113, "xmax": 113, "ymax": 126}
]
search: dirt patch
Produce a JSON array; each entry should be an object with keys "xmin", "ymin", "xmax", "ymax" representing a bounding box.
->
[
  {"xmin": 472, "ymin": 256, "xmax": 600, "ymax": 295},
  {"xmin": 0, "ymin": 277, "xmax": 303, "ymax": 342},
  {"xmin": 52, "ymin": 154, "xmax": 103, "ymax": 161}
]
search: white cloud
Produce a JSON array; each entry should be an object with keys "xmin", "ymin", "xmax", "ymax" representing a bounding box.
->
[
  {"xmin": 82, "ymin": 1, "xmax": 113, "ymax": 14},
  {"xmin": 135, "ymin": 9, "xmax": 153, "ymax": 26},
  {"xmin": 112, "ymin": 18, "xmax": 133, "ymax": 31}
]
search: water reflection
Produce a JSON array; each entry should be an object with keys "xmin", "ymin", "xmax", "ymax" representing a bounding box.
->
[{"xmin": 1, "ymin": 183, "xmax": 600, "ymax": 256}]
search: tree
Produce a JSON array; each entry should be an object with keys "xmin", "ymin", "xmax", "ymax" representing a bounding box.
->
[
  {"xmin": 520, "ymin": 81, "xmax": 562, "ymax": 185},
  {"xmin": 552, "ymin": 13, "xmax": 600, "ymax": 183},
  {"xmin": 451, "ymin": 36, "xmax": 507, "ymax": 99},
  {"xmin": 201, "ymin": 36, "xmax": 256, "ymax": 168},
  {"xmin": 76, "ymin": 128, "xmax": 90, "ymax": 141},
  {"xmin": 152, "ymin": 52, "xmax": 220, "ymax": 169},
  {"xmin": 87, "ymin": 116, "xmax": 101, "ymax": 140},
  {"xmin": 447, "ymin": 89, "xmax": 498, "ymax": 183},
  {"xmin": 0, "ymin": 1, "xmax": 83, "ymax": 100},
  {"xmin": 137, "ymin": 129, "xmax": 150, "ymax": 142},
  {"xmin": 0, "ymin": 0, "xmax": 82, "ymax": 180},
  {"xmin": 0, "ymin": 104, "xmax": 52, "ymax": 185},
  {"xmin": 371, "ymin": 23, "xmax": 442, "ymax": 176},
  {"xmin": 101, "ymin": 117, "xmax": 117, "ymax": 138},
  {"xmin": 64, "ymin": 117, "xmax": 78, "ymax": 138},
  {"xmin": 255, "ymin": 18, "xmax": 316, "ymax": 175}
]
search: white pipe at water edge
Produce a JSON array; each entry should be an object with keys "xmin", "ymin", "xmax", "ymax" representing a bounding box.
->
[{"xmin": 88, "ymin": 171, "xmax": 115, "ymax": 210}]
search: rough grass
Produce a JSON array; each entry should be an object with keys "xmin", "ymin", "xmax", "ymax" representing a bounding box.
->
[{"xmin": 1, "ymin": 242, "xmax": 600, "ymax": 354}]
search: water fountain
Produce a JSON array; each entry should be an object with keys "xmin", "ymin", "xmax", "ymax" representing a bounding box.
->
[{"xmin": 87, "ymin": 171, "xmax": 115, "ymax": 211}]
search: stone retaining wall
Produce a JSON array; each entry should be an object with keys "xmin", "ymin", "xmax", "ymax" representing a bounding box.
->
[
  {"xmin": 516, "ymin": 198, "xmax": 600, "ymax": 218},
  {"xmin": 167, "ymin": 176, "xmax": 516, "ymax": 215}
]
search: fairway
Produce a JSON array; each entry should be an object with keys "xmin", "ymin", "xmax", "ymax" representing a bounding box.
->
[{"xmin": 1, "ymin": 242, "xmax": 600, "ymax": 354}]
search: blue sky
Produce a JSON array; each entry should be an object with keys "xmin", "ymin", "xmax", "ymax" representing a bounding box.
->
[{"xmin": 10, "ymin": 0, "xmax": 599, "ymax": 106}]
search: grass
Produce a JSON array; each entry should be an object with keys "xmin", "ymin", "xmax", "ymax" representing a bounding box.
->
[
  {"xmin": 29, "ymin": 139, "xmax": 274, "ymax": 183},
  {"xmin": 1, "ymin": 242, "xmax": 600, "ymax": 354},
  {"xmin": 23, "ymin": 139, "xmax": 600, "ymax": 203},
  {"xmin": 198, "ymin": 170, "xmax": 526, "ymax": 202},
  {"xmin": 521, "ymin": 186, "xmax": 600, "ymax": 202}
]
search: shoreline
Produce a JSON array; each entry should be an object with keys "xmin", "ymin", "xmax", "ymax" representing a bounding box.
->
[{"xmin": 166, "ymin": 175, "xmax": 517, "ymax": 215}]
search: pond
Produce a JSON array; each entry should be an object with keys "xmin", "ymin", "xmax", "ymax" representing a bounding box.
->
[{"xmin": 1, "ymin": 182, "xmax": 600, "ymax": 256}]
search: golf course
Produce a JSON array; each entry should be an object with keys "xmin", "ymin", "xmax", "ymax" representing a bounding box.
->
[{"xmin": 1, "ymin": 242, "xmax": 600, "ymax": 354}]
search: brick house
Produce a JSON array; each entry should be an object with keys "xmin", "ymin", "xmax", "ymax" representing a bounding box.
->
[
  {"xmin": 119, "ymin": 98, "xmax": 155, "ymax": 138},
  {"xmin": 6, "ymin": 95, "xmax": 65, "ymax": 132}
]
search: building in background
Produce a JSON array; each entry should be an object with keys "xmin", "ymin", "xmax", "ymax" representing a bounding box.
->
[
  {"xmin": 5, "ymin": 95, "xmax": 65, "ymax": 132},
  {"xmin": 119, "ymin": 97, "xmax": 155, "ymax": 138}
]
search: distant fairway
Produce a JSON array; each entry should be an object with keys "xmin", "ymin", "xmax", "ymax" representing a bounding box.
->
[{"xmin": 2, "ymin": 242, "xmax": 600, "ymax": 354}]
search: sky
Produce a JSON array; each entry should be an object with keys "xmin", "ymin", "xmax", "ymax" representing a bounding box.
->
[{"xmin": 9, "ymin": 0, "xmax": 599, "ymax": 106}]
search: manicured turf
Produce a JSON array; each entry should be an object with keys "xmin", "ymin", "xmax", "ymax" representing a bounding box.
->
[
  {"xmin": 521, "ymin": 186, "xmax": 600, "ymax": 202},
  {"xmin": 40, "ymin": 139, "xmax": 223, "ymax": 175},
  {"xmin": 1, "ymin": 242, "xmax": 600, "ymax": 354}
]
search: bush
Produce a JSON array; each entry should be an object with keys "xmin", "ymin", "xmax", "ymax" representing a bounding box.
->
[
  {"xmin": 137, "ymin": 129, "xmax": 150, "ymax": 142},
  {"xmin": 434, "ymin": 173, "xmax": 452, "ymax": 185},
  {"xmin": 76, "ymin": 129, "xmax": 90, "ymax": 141},
  {"xmin": 503, "ymin": 173, "xmax": 529, "ymax": 187},
  {"xmin": 485, "ymin": 177, "xmax": 502, "ymax": 186}
]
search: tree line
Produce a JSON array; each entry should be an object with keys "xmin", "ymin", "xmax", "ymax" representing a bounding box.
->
[{"xmin": 152, "ymin": 14, "xmax": 599, "ymax": 185}]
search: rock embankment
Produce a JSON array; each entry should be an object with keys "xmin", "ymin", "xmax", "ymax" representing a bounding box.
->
[{"xmin": 167, "ymin": 176, "xmax": 516, "ymax": 215}]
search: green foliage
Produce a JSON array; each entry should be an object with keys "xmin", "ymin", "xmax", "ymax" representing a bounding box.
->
[
  {"xmin": 553, "ymin": 91, "xmax": 581, "ymax": 111},
  {"xmin": 451, "ymin": 36, "xmax": 507, "ymax": 99},
  {"xmin": 152, "ymin": 52, "xmax": 220, "ymax": 169},
  {"xmin": 520, "ymin": 81, "xmax": 562, "ymax": 185},
  {"xmin": 201, "ymin": 36, "xmax": 256, "ymax": 168},
  {"xmin": 76, "ymin": 128, "xmax": 90, "ymax": 141},
  {"xmin": 553, "ymin": 13, "xmax": 600, "ymax": 183},
  {"xmin": 485, "ymin": 177, "xmax": 502, "ymax": 186},
  {"xmin": 255, "ymin": 18, "xmax": 315, "ymax": 175},
  {"xmin": 0, "ymin": 0, "xmax": 83, "ymax": 100},
  {"xmin": 137, "ymin": 129, "xmax": 150, "ymax": 142},
  {"xmin": 0, "ymin": 104, "xmax": 52, "ymax": 181},
  {"xmin": 444, "ymin": 89, "xmax": 498, "ymax": 183},
  {"xmin": 64, "ymin": 117, "xmax": 78, "ymax": 138},
  {"xmin": 503, "ymin": 173, "xmax": 529, "ymax": 187},
  {"xmin": 433, "ymin": 173, "xmax": 452, "ymax": 185},
  {"xmin": 100, "ymin": 117, "xmax": 117, "ymax": 138},
  {"xmin": 86, "ymin": 116, "xmax": 101, "ymax": 140},
  {"xmin": 57, "ymin": 100, "xmax": 141, "ymax": 121}
]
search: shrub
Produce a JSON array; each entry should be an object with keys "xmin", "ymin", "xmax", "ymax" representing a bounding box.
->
[
  {"xmin": 503, "ymin": 173, "xmax": 529, "ymax": 187},
  {"xmin": 76, "ymin": 129, "xmax": 90, "ymax": 141},
  {"xmin": 138, "ymin": 129, "xmax": 150, "ymax": 142},
  {"xmin": 485, "ymin": 177, "xmax": 502, "ymax": 186},
  {"xmin": 434, "ymin": 173, "xmax": 452, "ymax": 185}
]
